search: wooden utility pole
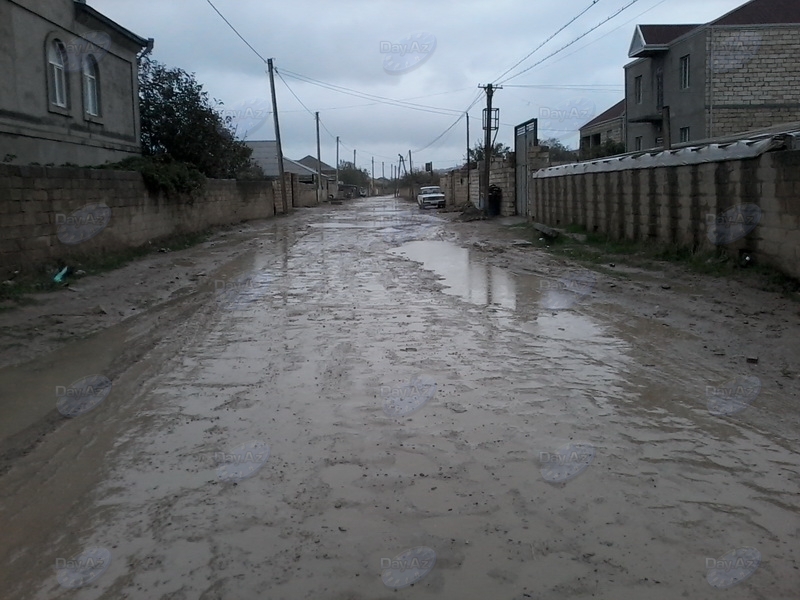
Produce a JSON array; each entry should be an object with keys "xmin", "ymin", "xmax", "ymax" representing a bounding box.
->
[
  {"xmin": 268, "ymin": 58, "xmax": 287, "ymax": 214},
  {"xmin": 315, "ymin": 111, "xmax": 322, "ymax": 204}
]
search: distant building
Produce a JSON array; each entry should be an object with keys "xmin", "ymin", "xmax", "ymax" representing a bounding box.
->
[
  {"xmin": 296, "ymin": 155, "xmax": 336, "ymax": 176},
  {"xmin": 0, "ymin": 0, "xmax": 151, "ymax": 165},
  {"xmin": 626, "ymin": 0, "xmax": 800, "ymax": 151},
  {"xmin": 579, "ymin": 100, "xmax": 626, "ymax": 159},
  {"xmin": 246, "ymin": 141, "xmax": 321, "ymax": 182}
]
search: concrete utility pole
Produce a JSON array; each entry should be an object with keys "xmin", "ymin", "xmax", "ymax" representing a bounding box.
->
[
  {"xmin": 480, "ymin": 83, "xmax": 501, "ymax": 215},
  {"xmin": 268, "ymin": 58, "xmax": 288, "ymax": 214},
  {"xmin": 381, "ymin": 161, "xmax": 385, "ymax": 179},
  {"xmin": 353, "ymin": 149, "xmax": 356, "ymax": 168},
  {"xmin": 315, "ymin": 111, "xmax": 321, "ymax": 205},
  {"xmin": 335, "ymin": 136, "xmax": 340, "ymax": 196},
  {"xmin": 371, "ymin": 156, "xmax": 374, "ymax": 195},
  {"xmin": 466, "ymin": 112, "xmax": 470, "ymax": 205}
]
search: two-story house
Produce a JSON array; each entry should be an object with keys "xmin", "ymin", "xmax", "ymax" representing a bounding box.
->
[
  {"xmin": 625, "ymin": 0, "xmax": 800, "ymax": 151},
  {"xmin": 0, "ymin": 0, "xmax": 152, "ymax": 166}
]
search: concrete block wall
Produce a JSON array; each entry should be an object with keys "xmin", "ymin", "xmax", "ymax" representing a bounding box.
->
[
  {"xmin": 529, "ymin": 150, "xmax": 800, "ymax": 279},
  {"xmin": 0, "ymin": 164, "xmax": 278, "ymax": 277},
  {"xmin": 708, "ymin": 26, "xmax": 800, "ymax": 137}
]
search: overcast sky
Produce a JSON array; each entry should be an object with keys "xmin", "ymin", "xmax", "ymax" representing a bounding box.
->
[{"xmin": 94, "ymin": 0, "xmax": 749, "ymax": 173}]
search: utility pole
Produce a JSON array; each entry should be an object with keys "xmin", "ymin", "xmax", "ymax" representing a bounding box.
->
[
  {"xmin": 480, "ymin": 83, "xmax": 501, "ymax": 216},
  {"xmin": 335, "ymin": 136, "xmax": 340, "ymax": 199},
  {"xmin": 466, "ymin": 112, "xmax": 470, "ymax": 206},
  {"xmin": 382, "ymin": 161, "xmax": 385, "ymax": 179},
  {"xmin": 371, "ymin": 156, "xmax": 374, "ymax": 196},
  {"xmin": 315, "ymin": 111, "xmax": 321, "ymax": 205},
  {"xmin": 408, "ymin": 150, "xmax": 413, "ymax": 174},
  {"xmin": 353, "ymin": 149, "xmax": 356, "ymax": 168},
  {"xmin": 268, "ymin": 58, "xmax": 287, "ymax": 214}
]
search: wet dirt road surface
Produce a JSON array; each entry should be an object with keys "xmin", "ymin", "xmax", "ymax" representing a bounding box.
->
[{"xmin": 1, "ymin": 195, "xmax": 799, "ymax": 599}]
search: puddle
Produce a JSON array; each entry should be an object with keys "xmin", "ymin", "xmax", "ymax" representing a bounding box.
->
[{"xmin": 389, "ymin": 241, "xmax": 517, "ymax": 310}]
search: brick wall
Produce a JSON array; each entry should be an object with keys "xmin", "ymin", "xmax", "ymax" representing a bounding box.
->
[
  {"xmin": 529, "ymin": 150, "xmax": 800, "ymax": 279},
  {"xmin": 0, "ymin": 165, "xmax": 281, "ymax": 277},
  {"xmin": 489, "ymin": 156, "xmax": 516, "ymax": 216},
  {"xmin": 708, "ymin": 27, "xmax": 800, "ymax": 137}
]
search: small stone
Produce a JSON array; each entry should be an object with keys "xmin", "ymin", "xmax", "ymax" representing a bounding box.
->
[
  {"xmin": 92, "ymin": 304, "xmax": 109, "ymax": 315},
  {"xmin": 661, "ymin": 284, "xmax": 671, "ymax": 290},
  {"xmin": 747, "ymin": 356, "xmax": 759, "ymax": 364}
]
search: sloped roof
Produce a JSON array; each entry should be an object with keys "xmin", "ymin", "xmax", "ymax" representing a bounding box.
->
[
  {"xmin": 246, "ymin": 141, "xmax": 320, "ymax": 178},
  {"xmin": 74, "ymin": 1, "xmax": 149, "ymax": 47},
  {"xmin": 711, "ymin": 0, "xmax": 800, "ymax": 25},
  {"xmin": 581, "ymin": 100, "xmax": 625, "ymax": 130},
  {"xmin": 297, "ymin": 155, "xmax": 335, "ymax": 173},
  {"xmin": 629, "ymin": 24, "xmax": 701, "ymax": 57}
]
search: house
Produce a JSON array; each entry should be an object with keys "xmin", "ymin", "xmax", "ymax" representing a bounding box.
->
[
  {"xmin": 296, "ymin": 155, "xmax": 336, "ymax": 176},
  {"xmin": 246, "ymin": 141, "xmax": 322, "ymax": 182},
  {"xmin": 625, "ymin": 0, "xmax": 800, "ymax": 151},
  {"xmin": 0, "ymin": 0, "xmax": 152, "ymax": 166},
  {"xmin": 579, "ymin": 100, "xmax": 626, "ymax": 159}
]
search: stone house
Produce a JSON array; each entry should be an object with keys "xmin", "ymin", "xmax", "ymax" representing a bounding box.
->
[
  {"xmin": 625, "ymin": 0, "xmax": 800, "ymax": 151},
  {"xmin": 579, "ymin": 99, "xmax": 626, "ymax": 159},
  {"xmin": 0, "ymin": 0, "xmax": 151, "ymax": 166}
]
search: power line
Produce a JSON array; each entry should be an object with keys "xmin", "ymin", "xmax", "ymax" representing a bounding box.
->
[
  {"xmin": 493, "ymin": 0, "xmax": 602, "ymax": 84},
  {"xmin": 498, "ymin": 0, "xmax": 644, "ymax": 85},
  {"xmin": 205, "ymin": 0, "xmax": 267, "ymax": 64}
]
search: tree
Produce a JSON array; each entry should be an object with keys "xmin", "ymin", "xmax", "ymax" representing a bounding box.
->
[
  {"xmin": 464, "ymin": 142, "xmax": 511, "ymax": 165},
  {"xmin": 337, "ymin": 162, "xmax": 370, "ymax": 187},
  {"xmin": 541, "ymin": 137, "xmax": 579, "ymax": 163},
  {"xmin": 586, "ymin": 139, "xmax": 626, "ymax": 160},
  {"xmin": 139, "ymin": 57, "xmax": 258, "ymax": 179}
]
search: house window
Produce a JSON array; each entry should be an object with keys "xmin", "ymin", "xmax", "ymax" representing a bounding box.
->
[
  {"xmin": 634, "ymin": 76, "xmax": 643, "ymax": 104},
  {"xmin": 680, "ymin": 127, "xmax": 691, "ymax": 143},
  {"xmin": 680, "ymin": 55, "xmax": 691, "ymax": 89},
  {"xmin": 635, "ymin": 136, "xmax": 643, "ymax": 151},
  {"xmin": 48, "ymin": 40, "xmax": 68, "ymax": 107},
  {"xmin": 83, "ymin": 55, "xmax": 100, "ymax": 116}
]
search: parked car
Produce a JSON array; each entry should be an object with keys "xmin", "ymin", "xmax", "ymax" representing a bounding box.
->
[{"xmin": 417, "ymin": 186, "xmax": 446, "ymax": 209}]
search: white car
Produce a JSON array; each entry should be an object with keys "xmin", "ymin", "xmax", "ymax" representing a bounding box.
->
[{"xmin": 417, "ymin": 186, "xmax": 446, "ymax": 209}]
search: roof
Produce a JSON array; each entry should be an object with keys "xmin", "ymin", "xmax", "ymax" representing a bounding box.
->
[
  {"xmin": 711, "ymin": 0, "xmax": 800, "ymax": 26},
  {"xmin": 534, "ymin": 122, "xmax": 800, "ymax": 178},
  {"xmin": 629, "ymin": 0, "xmax": 800, "ymax": 58},
  {"xmin": 580, "ymin": 100, "xmax": 626, "ymax": 130},
  {"xmin": 246, "ymin": 141, "xmax": 321, "ymax": 178},
  {"xmin": 74, "ymin": 1, "xmax": 149, "ymax": 47},
  {"xmin": 297, "ymin": 155, "xmax": 335, "ymax": 173},
  {"xmin": 629, "ymin": 25, "xmax": 701, "ymax": 57}
]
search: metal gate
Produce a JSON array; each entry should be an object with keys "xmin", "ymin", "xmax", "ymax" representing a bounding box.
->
[{"xmin": 514, "ymin": 118, "xmax": 538, "ymax": 216}]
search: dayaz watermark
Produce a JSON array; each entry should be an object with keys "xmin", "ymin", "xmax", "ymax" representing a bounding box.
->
[
  {"xmin": 540, "ymin": 450, "xmax": 593, "ymax": 464},
  {"xmin": 380, "ymin": 41, "xmax": 433, "ymax": 56},
  {"xmin": 706, "ymin": 384, "xmax": 758, "ymax": 398},
  {"xmin": 381, "ymin": 556, "xmax": 434, "ymax": 571},
  {"xmin": 214, "ymin": 450, "xmax": 267, "ymax": 464},
  {"xmin": 380, "ymin": 383, "xmax": 434, "ymax": 399},
  {"xmin": 56, "ymin": 384, "xmax": 104, "ymax": 398},
  {"xmin": 705, "ymin": 556, "xmax": 759, "ymax": 570},
  {"xmin": 705, "ymin": 212, "xmax": 759, "ymax": 226},
  {"xmin": 55, "ymin": 212, "xmax": 109, "ymax": 227},
  {"xmin": 55, "ymin": 556, "xmax": 106, "ymax": 569},
  {"xmin": 539, "ymin": 106, "xmax": 593, "ymax": 122}
]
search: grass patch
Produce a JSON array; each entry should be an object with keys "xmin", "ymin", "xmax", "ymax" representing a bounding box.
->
[{"xmin": 518, "ymin": 222, "xmax": 800, "ymax": 297}]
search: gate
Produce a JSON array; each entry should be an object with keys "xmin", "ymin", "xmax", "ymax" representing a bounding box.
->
[{"xmin": 514, "ymin": 118, "xmax": 538, "ymax": 216}]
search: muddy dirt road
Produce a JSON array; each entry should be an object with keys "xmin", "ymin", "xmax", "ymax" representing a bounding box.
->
[{"xmin": 1, "ymin": 195, "xmax": 798, "ymax": 599}]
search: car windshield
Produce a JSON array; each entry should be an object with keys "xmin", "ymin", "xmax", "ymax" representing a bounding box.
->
[{"xmin": 421, "ymin": 187, "xmax": 441, "ymax": 194}]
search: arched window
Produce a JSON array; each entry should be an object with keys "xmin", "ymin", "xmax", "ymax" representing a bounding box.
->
[
  {"xmin": 48, "ymin": 40, "xmax": 68, "ymax": 107},
  {"xmin": 83, "ymin": 55, "xmax": 100, "ymax": 116}
]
